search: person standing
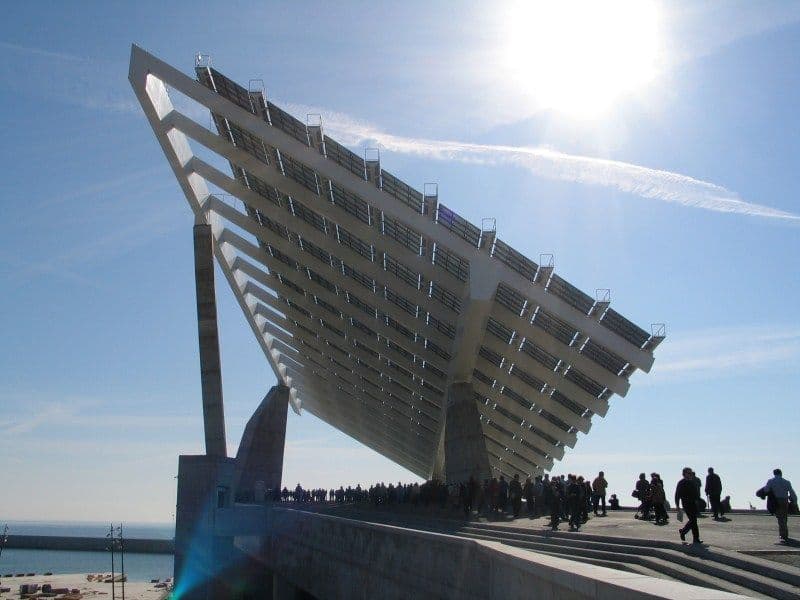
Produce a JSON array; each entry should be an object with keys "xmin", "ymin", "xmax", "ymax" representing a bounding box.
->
[
  {"xmin": 533, "ymin": 476, "xmax": 544, "ymax": 518},
  {"xmin": 498, "ymin": 476, "xmax": 509, "ymax": 514},
  {"xmin": 675, "ymin": 467, "xmax": 703, "ymax": 544},
  {"xmin": 764, "ymin": 469, "xmax": 797, "ymax": 542},
  {"xmin": 567, "ymin": 475, "xmax": 583, "ymax": 531},
  {"xmin": 705, "ymin": 468, "xmax": 723, "ymax": 520},
  {"xmin": 523, "ymin": 477, "xmax": 534, "ymax": 517},
  {"xmin": 510, "ymin": 474, "xmax": 523, "ymax": 518},
  {"xmin": 635, "ymin": 473, "xmax": 651, "ymax": 519},
  {"xmin": 592, "ymin": 471, "xmax": 608, "ymax": 516}
]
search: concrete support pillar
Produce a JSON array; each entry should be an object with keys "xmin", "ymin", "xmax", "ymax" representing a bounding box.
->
[
  {"xmin": 272, "ymin": 572, "xmax": 299, "ymax": 600},
  {"xmin": 173, "ymin": 454, "xmax": 235, "ymax": 600},
  {"xmin": 444, "ymin": 382, "xmax": 491, "ymax": 484},
  {"xmin": 193, "ymin": 222, "xmax": 227, "ymax": 457},
  {"xmin": 232, "ymin": 385, "xmax": 290, "ymax": 502}
]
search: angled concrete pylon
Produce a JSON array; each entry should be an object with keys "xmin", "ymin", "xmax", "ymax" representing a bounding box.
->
[
  {"xmin": 232, "ymin": 384, "xmax": 290, "ymax": 501},
  {"xmin": 444, "ymin": 382, "xmax": 491, "ymax": 484}
]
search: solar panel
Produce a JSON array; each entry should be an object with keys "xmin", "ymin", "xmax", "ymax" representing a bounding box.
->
[
  {"xmin": 197, "ymin": 67, "xmax": 253, "ymax": 113},
  {"xmin": 519, "ymin": 339, "xmax": 560, "ymax": 371},
  {"xmin": 563, "ymin": 367, "xmax": 605, "ymax": 397},
  {"xmin": 495, "ymin": 282, "xmax": 527, "ymax": 316},
  {"xmin": 336, "ymin": 225, "xmax": 374, "ymax": 261},
  {"xmin": 500, "ymin": 385, "xmax": 533, "ymax": 411},
  {"xmin": 550, "ymin": 390, "xmax": 585, "ymax": 417},
  {"xmin": 509, "ymin": 365, "xmax": 546, "ymax": 392},
  {"xmin": 426, "ymin": 312, "xmax": 456, "ymax": 340},
  {"xmin": 428, "ymin": 281, "xmax": 462, "ymax": 314},
  {"xmin": 431, "ymin": 243, "xmax": 469, "ymax": 282},
  {"xmin": 478, "ymin": 345, "xmax": 504, "ymax": 368},
  {"xmin": 532, "ymin": 309, "xmax": 578, "ymax": 346},
  {"xmin": 600, "ymin": 308, "xmax": 651, "ymax": 348},
  {"xmin": 281, "ymin": 153, "xmax": 320, "ymax": 195},
  {"xmin": 345, "ymin": 291, "xmax": 376, "ymax": 318},
  {"xmin": 539, "ymin": 409, "xmax": 570, "ymax": 432},
  {"xmin": 380, "ymin": 170, "xmax": 424, "ymax": 214},
  {"xmin": 329, "ymin": 181, "xmax": 371, "ymax": 225},
  {"xmin": 581, "ymin": 339, "xmax": 628, "ymax": 375},
  {"xmin": 288, "ymin": 198, "xmax": 327, "ymax": 233},
  {"xmin": 266, "ymin": 101, "xmax": 310, "ymax": 146},
  {"xmin": 384, "ymin": 254, "xmax": 421, "ymax": 289},
  {"xmin": 436, "ymin": 203, "xmax": 481, "ymax": 247},
  {"xmin": 486, "ymin": 316, "xmax": 515, "ymax": 344},
  {"xmin": 381, "ymin": 212, "xmax": 423, "ymax": 255},
  {"xmin": 547, "ymin": 274, "xmax": 595, "ymax": 315},
  {"xmin": 492, "ymin": 238, "xmax": 538, "ymax": 282},
  {"xmin": 384, "ymin": 287, "xmax": 419, "ymax": 318},
  {"xmin": 323, "ymin": 135, "xmax": 366, "ymax": 180}
]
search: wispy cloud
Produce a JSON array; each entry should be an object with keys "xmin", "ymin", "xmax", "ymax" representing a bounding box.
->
[
  {"xmin": 0, "ymin": 398, "xmax": 192, "ymax": 437},
  {"xmin": 0, "ymin": 40, "xmax": 138, "ymax": 114},
  {"xmin": 284, "ymin": 102, "xmax": 799, "ymax": 222},
  {"xmin": 645, "ymin": 325, "xmax": 800, "ymax": 383},
  {"xmin": 0, "ymin": 403, "xmax": 76, "ymax": 435}
]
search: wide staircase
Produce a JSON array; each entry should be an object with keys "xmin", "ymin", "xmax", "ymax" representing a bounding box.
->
[{"xmin": 319, "ymin": 505, "xmax": 800, "ymax": 599}]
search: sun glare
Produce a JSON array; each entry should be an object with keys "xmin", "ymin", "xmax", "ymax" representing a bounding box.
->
[{"xmin": 502, "ymin": 0, "xmax": 661, "ymax": 118}]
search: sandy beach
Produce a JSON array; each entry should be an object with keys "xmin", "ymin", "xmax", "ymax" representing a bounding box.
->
[{"xmin": 0, "ymin": 573, "xmax": 171, "ymax": 599}]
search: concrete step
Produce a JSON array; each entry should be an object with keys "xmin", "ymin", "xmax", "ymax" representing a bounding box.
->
[
  {"xmin": 528, "ymin": 548, "xmax": 676, "ymax": 580},
  {"xmin": 458, "ymin": 530, "xmax": 771, "ymax": 599},
  {"xmin": 462, "ymin": 521, "xmax": 800, "ymax": 593}
]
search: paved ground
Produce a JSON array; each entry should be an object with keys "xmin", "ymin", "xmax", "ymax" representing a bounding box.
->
[{"xmin": 486, "ymin": 510, "xmax": 799, "ymax": 553}]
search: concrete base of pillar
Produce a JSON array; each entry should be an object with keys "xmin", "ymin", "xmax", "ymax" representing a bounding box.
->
[
  {"xmin": 444, "ymin": 382, "xmax": 491, "ymax": 484},
  {"xmin": 232, "ymin": 385, "xmax": 290, "ymax": 503},
  {"xmin": 173, "ymin": 454, "xmax": 236, "ymax": 600}
]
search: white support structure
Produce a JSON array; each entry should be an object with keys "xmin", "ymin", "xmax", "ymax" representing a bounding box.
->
[{"xmin": 129, "ymin": 45, "xmax": 664, "ymax": 480}]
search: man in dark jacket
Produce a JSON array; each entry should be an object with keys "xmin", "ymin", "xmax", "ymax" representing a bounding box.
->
[
  {"xmin": 567, "ymin": 475, "xmax": 584, "ymax": 531},
  {"xmin": 705, "ymin": 467, "xmax": 723, "ymax": 520},
  {"xmin": 676, "ymin": 467, "xmax": 703, "ymax": 544}
]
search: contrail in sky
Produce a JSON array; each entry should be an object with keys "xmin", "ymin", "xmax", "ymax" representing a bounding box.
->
[{"xmin": 286, "ymin": 104, "xmax": 799, "ymax": 222}]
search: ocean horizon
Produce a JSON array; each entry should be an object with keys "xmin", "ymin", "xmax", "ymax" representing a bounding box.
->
[
  {"xmin": 0, "ymin": 519, "xmax": 174, "ymax": 540},
  {"xmin": 0, "ymin": 520, "xmax": 175, "ymax": 582}
]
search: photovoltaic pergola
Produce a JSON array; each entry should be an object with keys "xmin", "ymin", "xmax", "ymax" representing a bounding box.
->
[{"xmin": 129, "ymin": 46, "xmax": 664, "ymax": 482}]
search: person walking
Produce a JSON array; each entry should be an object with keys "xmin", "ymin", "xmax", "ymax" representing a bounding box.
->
[
  {"xmin": 763, "ymin": 469, "xmax": 797, "ymax": 542},
  {"xmin": 592, "ymin": 471, "xmax": 608, "ymax": 516},
  {"xmin": 675, "ymin": 467, "xmax": 703, "ymax": 544},
  {"xmin": 705, "ymin": 468, "xmax": 723, "ymax": 520}
]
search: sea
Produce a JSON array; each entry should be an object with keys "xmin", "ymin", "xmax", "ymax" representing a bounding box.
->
[{"xmin": 0, "ymin": 521, "xmax": 174, "ymax": 582}]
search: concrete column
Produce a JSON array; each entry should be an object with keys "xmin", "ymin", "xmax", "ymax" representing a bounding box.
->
[
  {"xmin": 272, "ymin": 572, "xmax": 299, "ymax": 600},
  {"xmin": 173, "ymin": 454, "xmax": 235, "ymax": 600},
  {"xmin": 444, "ymin": 382, "xmax": 491, "ymax": 484},
  {"xmin": 193, "ymin": 222, "xmax": 227, "ymax": 457},
  {"xmin": 232, "ymin": 385, "xmax": 290, "ymax": 502}
]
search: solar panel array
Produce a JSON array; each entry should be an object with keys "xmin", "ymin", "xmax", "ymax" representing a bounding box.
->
[{"xmin": 132, "ymin": 49, "xmax": 663, "ymax": 481}]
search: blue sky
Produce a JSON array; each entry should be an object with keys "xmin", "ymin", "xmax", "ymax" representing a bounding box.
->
[{"xmin": 1, "ymin": 1, "xmax": 799, "ymax": 522}]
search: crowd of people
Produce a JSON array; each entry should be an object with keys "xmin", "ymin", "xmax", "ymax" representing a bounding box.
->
[{"xmin": 269, "ymin": 467, "xmax": 797, "ymax": 544}]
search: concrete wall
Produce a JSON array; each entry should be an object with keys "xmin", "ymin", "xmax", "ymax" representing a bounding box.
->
[
  {"xmin": 3, "ymin": 535, "xmax": 173, "ymax": 554},
  {"xmin": 250, "ymin": 507, "xmax": 746, "ymax": 600}
]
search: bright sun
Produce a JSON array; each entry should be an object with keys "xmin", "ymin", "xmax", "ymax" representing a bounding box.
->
[{"xmin": 502, "ymin": 0, "xmax": 661, "ymax": 118}]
